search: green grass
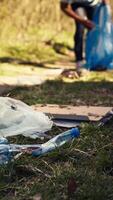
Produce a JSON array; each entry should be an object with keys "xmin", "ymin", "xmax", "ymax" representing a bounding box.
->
[
  {"xmin": 0, "ymin": 27, "xmax": 74, "ymax": 67},
  {"xmin": 9, "ymin": 79, "xmax": 113, "ymax": 106},
  {"xmin": 0, "ymin": 28, "xmax": 74, "ymax": 78}
]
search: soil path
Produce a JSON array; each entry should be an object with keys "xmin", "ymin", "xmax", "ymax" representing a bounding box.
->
[{"xmin": 0, "ymin": 60, "xmax": 75, "ymax": 95}]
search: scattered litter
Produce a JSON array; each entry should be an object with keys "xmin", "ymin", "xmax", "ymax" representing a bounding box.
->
[
  {"xmin": 0, "ymin": 97, "xmax": 53, "ymax": 139},
  {"xmin": 32, "ymin": 127, "xmax": 80, "ymax": 156},
  {"xmin": 98, "ymin": 109, "xmax": 113, "ymax": 126},
  {"xmin": 0, "ymin": 98, "xmax": 111, "ymax": 166},
  {"xmin": 0, "ymin": 141, "xmax": 41, "ymax": 165},
  {"xmin": 33, "ymin": 104, "xmax": 112, "ymax": 121},
  {"xmin": 53, "ymin": 108, "xmax": 113, "ymax": 128},
  {"xmin": 33, "ymin": 104, "xmax": 112, "ymax": 128},
  {"xmin": 0, "ymin": 128, "xmax": 80, "ymax": 165},
  {"xmin": 52, "ymin": 118, "xmax": 81, "ymax": 128}
]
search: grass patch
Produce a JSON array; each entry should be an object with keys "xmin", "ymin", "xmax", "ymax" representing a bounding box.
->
[
  {"xmin": 0, "ymin": 27, "xmax": 74, "ymax": 67},
  {"xmin": 0, "ymin": 28, "xmax": 74, "ymax": 77},
  {"xmin": 10, "ymin": 79, "xmax": 113, "ymax": 106}
]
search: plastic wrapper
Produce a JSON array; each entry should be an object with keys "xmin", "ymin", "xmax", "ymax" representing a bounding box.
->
[{"xmin": 0, "ymin": 97, "xmax": 53, "ymax": 139}]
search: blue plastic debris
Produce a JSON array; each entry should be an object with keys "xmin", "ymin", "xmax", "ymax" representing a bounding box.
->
[
  {"xmin": 85, "ymin": 3, "xmax": 113, "ymax": 70},
  {"xmin": 0, "ymin": 128, "xmax": 80, "ymax": 165},
  {"xmin": 0, "ymin": 143, "xmax": 41, "ymax": 165},
  {"xmin": 0, "ymin": 137, "xmax": 8, "ymax": 144},
  {"xmin": 32, "ymin": 128, "xmax": 80, "ymax": 157}
]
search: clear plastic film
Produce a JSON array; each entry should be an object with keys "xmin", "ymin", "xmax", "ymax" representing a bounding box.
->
[{"xmin": 0, "ymin": 97, "xmax": 53, "ymax": 139}]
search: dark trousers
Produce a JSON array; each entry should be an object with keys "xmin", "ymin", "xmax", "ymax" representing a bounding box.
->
[{"xmin": 71, "ymin": 3, "xmax": 98, "ymax": 62}]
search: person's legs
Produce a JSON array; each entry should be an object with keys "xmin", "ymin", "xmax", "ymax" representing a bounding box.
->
[
  {"xmin": 72, "ymin": 6, "xmax": 88, "ymax": 76},
  {"xmin": 74, "ymin": 5, "xmax": 98, "ymax": 62},
  {"xmin": 74, "ymin": 20, "xmax": 85, "ymax": 62},
  {"xmin": 73, "ymin": 5, "xmax": 98, "ymax": 76},
  {"xmin": 71, "ymin": 4, "xmax": 87, "ymax": 63},
  {"xmin": 61, "ymin": 6, "xmax": 88, "ymax": 78},
  {"xmin": 73, "ymin": 7, "xmax": 87, "ymax": 63}
]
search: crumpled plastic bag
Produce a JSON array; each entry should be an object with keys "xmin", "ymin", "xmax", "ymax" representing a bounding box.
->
[
  {"xmin": 85, "ymin": 3, "xmax": 113, "ymax": 70},
  {"xmin": 0, "ymin": 97, "xmax": 53, "ymax": 139}
]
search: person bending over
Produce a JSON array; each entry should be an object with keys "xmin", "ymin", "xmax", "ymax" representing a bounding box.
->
[{"xmin": 60, "ymin": 0, "xmax": 109, "ymax": 77}]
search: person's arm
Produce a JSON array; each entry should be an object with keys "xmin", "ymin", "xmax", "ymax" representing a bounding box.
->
[
  {"xmin": 60, "ymin": 2, "xmax": 95, "ymax": 29},
  {"xmin": 102, "ymin": 0, "xmax": 110, "ymax": 4}
]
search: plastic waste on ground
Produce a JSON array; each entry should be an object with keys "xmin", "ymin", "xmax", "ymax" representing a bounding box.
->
[
  {"xmin": 0, "ymin": 97, "xmax": 53, "ymax": 139},
  {"xmin": 85, "ymin": 3, "xmax": 113, "ymax": 70},
  {"xmin": 32, "ymin": 127, "xmax": 80, "ymax": 156},
  {"xmin": 0, "ymin": 128, "xmax": 80, "ymax": 165},
  {"xmin": 98, "ymin": 109, "xmax": 113, "ymax": 127}
]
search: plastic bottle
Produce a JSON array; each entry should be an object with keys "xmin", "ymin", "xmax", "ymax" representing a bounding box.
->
[
  {"xmin": 0, "ymin": 128, "xmax": 80, "ymax": 164},
  {"xmin": 0, "ymin": 143, "xmax": 41, "ymax": 165},
  {"xmin": 0, "ymin": 145, "xmax": 12, "ymax": 165},
  {"xmin": 32, "ymin": 128, "xmax": 80, "ymax": 157}
]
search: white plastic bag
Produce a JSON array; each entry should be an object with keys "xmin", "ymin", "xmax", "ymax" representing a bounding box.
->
[{"xmin": 0, "ymin": 97, "xmax": 53, "ymax": 139}]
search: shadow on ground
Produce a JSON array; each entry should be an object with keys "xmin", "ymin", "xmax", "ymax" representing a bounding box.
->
[
  {"xmin": 0, "ymin": 56, "xmax": 60, "ymax": 69},
  {"xmin": 4, "ymin": 79, "xmax": 113, "ymax": 107}
]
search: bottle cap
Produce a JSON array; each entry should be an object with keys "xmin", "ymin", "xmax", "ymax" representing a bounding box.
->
[{"xmin": 70, "ymin": 128, "xmax": 80, "ymax": 138}]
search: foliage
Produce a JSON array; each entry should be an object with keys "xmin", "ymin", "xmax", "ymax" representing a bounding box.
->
[{"xmin": 0, "ymin": 0, "xmax": 73, "ymax": 39}]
